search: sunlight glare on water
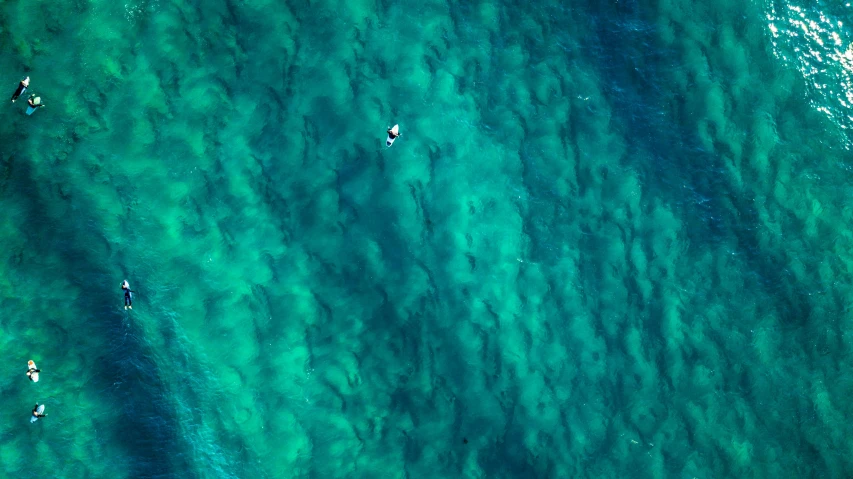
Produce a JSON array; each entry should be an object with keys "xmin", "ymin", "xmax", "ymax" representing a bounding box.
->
[{"xmin": 766, "ymin": 1, "xmax": 853, "ymax": 135}]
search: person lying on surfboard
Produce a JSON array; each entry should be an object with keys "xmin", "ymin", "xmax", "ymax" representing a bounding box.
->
[
  {"xmin": 27, "ymin": 94, "xmax": 44, "ymax": 112},
  {"xmin": 31, "ymin": 404, "xmax": 46, "ymax": 419},
  {"xmin": 121, "ymin": 280, "xmax": 133, "ymax": 310},
  {"xmin": 387, "ymin": 127, "xmax": 401, "ymax": 140},
  {"xmin": 11, "ymin": 77, "xmax": 29, "ymax": 102},
  {"xmin": 26, "ymin": 361, "xmax": 40, "ymax": 382}
]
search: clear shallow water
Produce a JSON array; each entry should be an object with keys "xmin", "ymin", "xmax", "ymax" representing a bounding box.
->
[{"xmin": 1, "ymin": 0, "xmax": 853, "ymax": 477}]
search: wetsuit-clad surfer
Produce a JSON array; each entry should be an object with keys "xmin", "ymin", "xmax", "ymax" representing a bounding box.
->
[
  {"xmin": 122, "ymin": 280, "xmax": 133, "ymax": 309},
  {"xmin": 26, "ymin": 367, "xmax": 40, "ymax": 382},
  {"xmin": 27, "ymin": 95, "xmax": 44, "ymax": 112},
  {"xmin": 11, "ymin": 77, "xmax": 29, "ymax": 102},
  {"xmin": 387, "ymin": 127, "xmax": 400, "ymax": 140},
  {"xmin": 31, "ymin": 404, "xmax": 46, "ymax": 419}
]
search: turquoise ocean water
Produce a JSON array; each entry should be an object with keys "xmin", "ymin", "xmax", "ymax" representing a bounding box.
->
[{"xmin": 1, "ymin": 0, "xmax": 853, "ymax": 477}]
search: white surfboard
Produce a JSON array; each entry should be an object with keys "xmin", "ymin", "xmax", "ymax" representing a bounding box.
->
[
  {"xmin": 27, "ymin": 360, "xmax": 38, "ymax": 382},
  {"xmin": 386, "ymin": 124, "xmax": 399, "ymax": 147},
  {"xmin": 30, "ymin": 404, "xmax": 44, "ymax": 423}
]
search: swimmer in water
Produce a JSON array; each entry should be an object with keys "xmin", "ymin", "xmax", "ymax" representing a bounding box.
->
[
  {"xmin": 31, "ymin": 404, "xmax": 46, "ymax": 419},
  {"xmin": 11, "ymin": 77, "xmax": 29, "ymax": 102},
  {"xmin": 122, "ymin": 280, "xmax": 133, "ymax": 310}
]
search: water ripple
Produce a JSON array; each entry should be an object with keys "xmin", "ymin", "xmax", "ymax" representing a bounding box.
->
[{"xmin": 766, "ymin": 1, "xmax": 853, "ymax": 138}]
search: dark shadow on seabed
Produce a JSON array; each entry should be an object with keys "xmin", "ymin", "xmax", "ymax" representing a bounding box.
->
[
  {"xmin": 4, "ymin": 154, "xmax": 195, "ymax": 479},
  {"xmin": 574, "ymin": 0, "xmax": 847, "ymax": 476}
]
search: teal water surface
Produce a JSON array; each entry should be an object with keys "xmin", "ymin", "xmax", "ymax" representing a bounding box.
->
[{"xmin": 1, "ymin": 0, "xmax": 853, "ymax": 477}]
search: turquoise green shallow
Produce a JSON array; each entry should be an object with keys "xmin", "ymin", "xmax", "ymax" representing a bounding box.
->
[{"xmin": 1, "ymin": 0, "xmax": 853, "ymax": 477}]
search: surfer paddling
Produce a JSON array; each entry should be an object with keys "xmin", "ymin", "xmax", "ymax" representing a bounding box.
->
[
  {"xmin": 386, "ymin": 125, "xmax": 401, "ymax": 147},
  {"xmin": 10, "ymin": 77, "xmax": 29, "ymax": 103},
  {"xmin": 26, "ymin": 360, "xmax": 40, "ymax": 382},
  {"xmin": 31, "ymin": 404, "xmax": 46, "ymax": 420},
  {"xmin": 26, "ymin": 94, "xmax": 44, "ymax": 115},
  {"xmin": 121, "ymin": 280, "xmax": 133, "ymax": 310}
]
